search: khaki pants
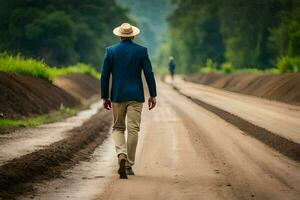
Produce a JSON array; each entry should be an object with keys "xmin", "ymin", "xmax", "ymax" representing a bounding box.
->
[{"xmin": 112, "ymin": 101, "xmax": 143, "ymax": 167}]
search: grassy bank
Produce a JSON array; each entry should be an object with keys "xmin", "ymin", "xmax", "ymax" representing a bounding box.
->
[
  {"xmin": 197, "ymin": 57, "xmax": 300, "ymax": 74},
  {"xmin": 0, "ymin": 106, "xmax": 76, "ymax": 129},
  {"xmin": 0, "ymin": 53, "xmax": 100, "ymax": 81}
]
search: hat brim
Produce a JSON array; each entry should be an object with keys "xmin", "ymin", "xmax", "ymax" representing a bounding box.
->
[{"xmin": 113, "ymin": 25, "xmax": 140, "ymax": 37}]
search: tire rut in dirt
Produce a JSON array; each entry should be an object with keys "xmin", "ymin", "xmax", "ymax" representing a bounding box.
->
[
  {"xmin": 173, "ymin": 86, "xmax": 300, "ymax": 162},
  {"xmin": 0, "ymin": 108, "xmax": 112, "ymax": 199}
]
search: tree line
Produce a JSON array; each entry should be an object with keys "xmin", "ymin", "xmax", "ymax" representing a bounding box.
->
[
  {"xmin": 116, "ymin": 0, "xmax": 172, "ymax": 54},
  {"xmin": 157, "ymin": 0, "xmax": 300, "ymax": 73},
  {"xmin": 0, "ymin": 0, "xmax": 130, "ymax": 69}
]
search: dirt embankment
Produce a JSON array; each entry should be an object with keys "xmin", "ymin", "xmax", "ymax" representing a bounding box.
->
[
  {"xmin": 185, "ymin": 73, "xmax": 300, "ymax": 105},
  {"xmin": 0, "ymin": 72, "xmax": 100, "ymax": 119},
  {"xmin": 0, "ymin": 108, "xmax": 112, "ymax": 199},
  {"xmin": 0, "ymin": 72, "xmax": 80, "ymax": 119},
  {"xmin": 53, "ymin": 73, "xmax": 100, "ymax": 102},
  {"xmin": 0, "ymin": 72, "xmax": 108, "ymax": 199}
]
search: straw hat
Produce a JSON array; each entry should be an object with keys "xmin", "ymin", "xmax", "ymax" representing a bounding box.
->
[{"xmin": 113, "ymin": 23, "xmax": 140, "ymax": 37}]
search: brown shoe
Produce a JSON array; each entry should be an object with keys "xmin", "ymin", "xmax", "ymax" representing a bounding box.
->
[{"xmin": 118, "ymin": 154, "xmax": 128, "ymax": 179}]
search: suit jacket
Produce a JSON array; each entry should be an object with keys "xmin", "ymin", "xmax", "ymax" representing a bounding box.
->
[{"xmin": 100, "ymin": 39, "xmax": 157, "ymax": 102}]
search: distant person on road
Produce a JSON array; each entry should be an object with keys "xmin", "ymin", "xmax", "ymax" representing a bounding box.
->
[
  {"xmin": 100, "ymin": 23, "xmax": 157, "ymax": 179},
  {"xmin": 168, "ymin": 56, "xmax": 176, "ymax": 80}
]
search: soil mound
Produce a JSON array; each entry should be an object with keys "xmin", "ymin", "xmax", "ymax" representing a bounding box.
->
[
  {"xmin": 0, "ymin": 108, "xmax": 112, "ymax": 199},
  {"xmin": 53, "ymin": 74, "xmax": 100, "ymax": 102},
  {"xmin": 0, "ymin": 72, "xmax": 80, "ymax": 119},
  {"xmin": 185, "ymin": 73, "xmax": 300, "ymax": 105}
]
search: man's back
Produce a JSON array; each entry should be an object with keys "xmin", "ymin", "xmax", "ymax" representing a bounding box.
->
[
  {"xmin": 101, "ymin": 39, "xmax": 156, "ymax": 102},
  {"xmin": 168, "ymin": 59, "xmax": 175, "ymax": 71}
]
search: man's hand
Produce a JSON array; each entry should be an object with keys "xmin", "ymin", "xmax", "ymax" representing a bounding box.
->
[
  {"xmin": 103, "ymin": 99, "xmax": 112, "ymax": 110},
  {"xmin": 148, "ymin": 97, "xmax": 156, "ymax": 110}
]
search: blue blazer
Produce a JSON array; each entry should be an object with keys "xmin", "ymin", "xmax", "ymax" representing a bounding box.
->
[{"xmin": 100, "ymin": 40, "xmax": 157, "ymax": 102}]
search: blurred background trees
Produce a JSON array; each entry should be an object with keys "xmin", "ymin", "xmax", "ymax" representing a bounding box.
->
[
  {"xmin": 0, "ymin": 0, "xmax": 129, "ymax": 68},
  {"xmin": 0, "ymin": 0, "xmax": 299, "ymax": 73},
  {"xmin": 116, "ymin": 0, "xmax": 172, "ymax": 54},
  {"xmin": 157, "ymin": 0, "xmax": 300, "ymax": 73}
]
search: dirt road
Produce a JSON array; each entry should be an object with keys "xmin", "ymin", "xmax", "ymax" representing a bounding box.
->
[
  {"xmin": 0, "ymin": 102, "xmax": 100, "ymax": 166},
  {"xmin": 96, "ymin": 81, "xmax": 300, "ymax": 200},
  {"xmin": 170, "ymin": 77, "xmax": 300, "ymax": 144},
  {"xmin": 24, "ymin": 80, "xmax": 300, "ymax": 200}
]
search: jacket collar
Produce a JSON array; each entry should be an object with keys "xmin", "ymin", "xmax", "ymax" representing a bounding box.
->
[{"xmin": 120, "ymin": 39, "xmax": 133, "ymax": 44}]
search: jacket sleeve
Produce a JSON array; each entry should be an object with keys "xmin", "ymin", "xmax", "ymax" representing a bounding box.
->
[
  {"xmin": 100, "ymin": 48, "xmax": 112, "ymax": 99},
  {"xmin": 142, "ymin": 48, "xmax": 157, "ymax": 97}
]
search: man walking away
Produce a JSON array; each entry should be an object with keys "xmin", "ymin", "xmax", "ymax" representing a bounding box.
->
[
  {"xmin": 168, "ymin": 56, "xmax": 176, "ymax": 80},
  {"xmin": 100, "ymin": 23, "xmax": 157, "ymax": 179}
]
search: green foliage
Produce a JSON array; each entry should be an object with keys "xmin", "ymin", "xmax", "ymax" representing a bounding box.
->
[
  {"xmin": 199, "ymin": 67, "xmax": 279, "ymax": 74},
  {"xmin": 235, "ymin": 68, "xmax": 267, "ymax": 73},
  {"xmin": 0, "ymin": 106, "xmax": 76, "ymax": 128},
  {"xmin": 198, "ymin": 59, "xmax": 279, "ymax": 74},
  {"xmin": 159, "ymin": 0, "xmax": 300, "ymax": 73},
  {"xmin": 153, "ymin": 39, "xmax": 173, "ymax": 73},
  {"xmin": 0, "ymin": 0, "xmax": 130, "ymax": 69},
  {"xmin": 116, "ymin": 0, "xmax": 172, "ymax": 54},
  {"xmin": 0, "ymin": 116, "xmax": 49, "ymax": 127},
  {"xmin": 164, "ymin": 0, "xmax": 224, "ymax": 73},
  {"xmin": 217, "ymin": 0, "xmax": 282, "ymax": 69},
  {"xmin": 0, "ymin": 54, "xmax": 100, "ymax": 81},
  {"xmin": 200, "ymin": 58, "xmax": 217, "ymax": 73},
  {"xmin": 269, "ymin": 3, "xmax": 300, "ymax": 58},
  {"xmin": 49, "ymin": 63, "xmax": 100, "ymax": 80},
  {"xmin": 276, "ymin": 56, "xmax": 300, "ymax": 73},
  {"xmin": 0, "ymin": 53, "xmax": 51, "ymax": 81},
  {"xmin": 221, "ymin": 63, "xmax": 235, "ymax": 74}
]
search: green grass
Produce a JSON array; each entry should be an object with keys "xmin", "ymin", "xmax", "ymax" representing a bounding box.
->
[
  {"xmin": 49, "ymin": 63, "xmax": 100, "ymax": 80},
  {"xmin": 0, "ymin": 106, "xmax": 76, "ymax": 128},
  {"xmin": 197, "ymin": 57, "xmax": 300, "ymax": 74},
  {"xmin": 0, "ymin": 53, "xmax": 51, "ymax": 80},
  {"xmin": 0, "ymin": 53, "xmax": 100, "ymax": 81},
  {"xmin": 0, "ymin": 53, "xmax": 98, "ymax": 128}
]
